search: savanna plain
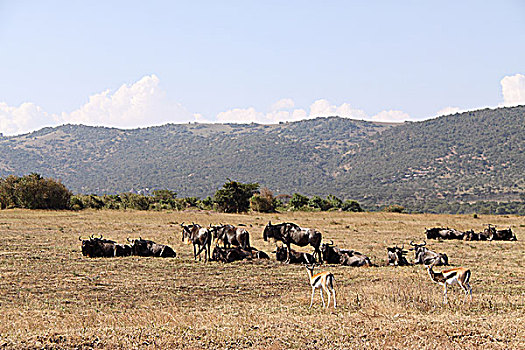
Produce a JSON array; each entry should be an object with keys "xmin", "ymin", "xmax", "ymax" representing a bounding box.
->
[{"xmin": 0, "ymin": 209, "xmax": 523, "ymax": 349}]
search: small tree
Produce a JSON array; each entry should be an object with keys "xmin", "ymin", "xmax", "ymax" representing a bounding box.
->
[
  {"xmin": 308, "ymin": 195, "xmax": 332, "ymax": 211},
  {"xmin": 289, "ymin": 193, "xmax": 309, "ymax": 210},
  {"xmin": 250, "ymin": 187, "xmax": 276, "ymax": 212},
  {"xmin": 213, "ymin": 179, "xmax": 259, "ymax": 213},
  {"xmin": 0, "ymin": 173, "xmax": 71, "ymax": 209},
  {"xmin": 342, "ymin": 200, "xmax": 363, "ymax": 212}
]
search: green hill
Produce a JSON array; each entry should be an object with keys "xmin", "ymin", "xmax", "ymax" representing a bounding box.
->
[{"xmin": 1, "ymin": 106, "xmax": 523, "ymax": 211}]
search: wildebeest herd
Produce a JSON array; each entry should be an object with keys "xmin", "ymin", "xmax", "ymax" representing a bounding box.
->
[
  {"xmin": 425, "ymin": 224, "xmax": 516, "ymax": 241},
  {"xmin": 79, "ymin": 221, "xmax": 516, "ymax": 306}
]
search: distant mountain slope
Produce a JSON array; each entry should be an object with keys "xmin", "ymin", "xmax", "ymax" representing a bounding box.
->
[
  {"xmin": 0, "ymin": 106, "xmax": 523, "ymax": 209},
  {"xmin": 0, "ymin": 117, "xmax": 392, "ymax": 197},
  {"xmin": 334, "ymin": 106, "xmax": 525, "ymax": 206}
]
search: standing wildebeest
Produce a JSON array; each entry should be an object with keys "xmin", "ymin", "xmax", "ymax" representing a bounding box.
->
[
  {"xmin": 274, "ymin": 245, "xmax": 315, "ymax": 264},
  {"xmin": 209, "ymin": 224, "xmax": 250, "ymax": 249},
  {"xmin": 425, "ymin": 227, "xmax": 464, "ymax": 240},
  {"xmin": 485, "ymin": 224, "xmax": 517, "ymax": 241},
  {"xmin": 386, "ymin": 245, "xmax": 411, "ymax": 266},
  {"xmin": 79, "ymin": 235, "xmax": 118, "ymax": 258},
  {"xmin": 127, "ymin": 238, "xmax": 176, "ymax": 257},
  {"xmin": 181, "ymin": 223, "xmax": 212, "ymax": 262},
  {"xmin": 409, "ymin": 241, "xmax": 448, "ymax": 266},
  {"xmin": 263, "ymin": 221, "xmax": 322, "ymax": 263}
]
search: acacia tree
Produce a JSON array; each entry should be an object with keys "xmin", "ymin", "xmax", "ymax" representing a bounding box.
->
[{"xmin": 213, "ymin": 179, "xmax": 259, "ymax": 213}]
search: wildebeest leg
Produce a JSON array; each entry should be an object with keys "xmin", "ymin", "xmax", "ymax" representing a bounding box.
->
[
  {"xmin": 286, "ymin": 243, "xmax": 291, "ymax": 264},
  {"xmin": 315, "ymin": 246, "xmax": 322, "ymax": 264}
]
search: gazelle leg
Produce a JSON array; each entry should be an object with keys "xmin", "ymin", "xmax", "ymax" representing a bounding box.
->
[
  {"xmin": 324, "ymin": 286, "xmax": 331, "ymax": 308},
  {"xmin": 319, "ymin": 289, "xmax": 325, "ymax": 308},
  {"xmin": 332, "ymin": 288, "xmax": 337, "ymax": 308},
  {"xmin": 462, "ymin": 282, "xmax": 472, "ymax": 301},
  {"xmin": 443, "ymin": 284, "xmax": 448, "ymax": 304},
  {"xmin": 309, "ymin": 288, "xmax": 315, "ymax": 309}
]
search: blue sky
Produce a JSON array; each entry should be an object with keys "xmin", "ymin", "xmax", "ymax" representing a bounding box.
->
[{"xmin": 1, "ymin": 1, "xmax": 524, "ymax": 135}]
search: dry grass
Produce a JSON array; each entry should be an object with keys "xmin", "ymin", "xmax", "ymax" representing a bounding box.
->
[{"xmin": 0, "ymin": 209, "xmax": 523, "ymax": 349}]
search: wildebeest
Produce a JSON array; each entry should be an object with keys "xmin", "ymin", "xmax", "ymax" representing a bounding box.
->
[
  {"xmin": 79, "ymin": 235, "xmax": 118, "ymax": 258},
  {"xmin": 409, "ymin": 241, "xmax": 448, "ymax": 266},
  {"xmin": 340, "ymin": 251, "xmax": 373, "ymax": 267},
  {"xmin": 212, "ymin": 246, "xmax": 269, "ymax": 263},
  {"xmin": 485, "ymin": 224, "xmax": 517, "ymax": 241},
  {"xmin": 263, "ymin": 221, "xmax": 322, "ymax": 263},
  {"xmin": 127, "ymin": 238, "xmax": 176, "ymax": 257},
  {"xmin": 386, "ymin": 245, "xmax": 411, "ymax": 266},
  {"xmin": 114, "ymin": 243, "xmax": 133, "ymax": 257},
  {"xmin": 181, "ymin": 223, "xmax": 212, "ymax": 262},
  {"xmin": 274, "ymin": 245, "xmax": 315, "ymax": 264},
  {"xmin": 463, "ymin": 229, "xmax": 489, "ymax": 241},
  {"xmin": 322, "ymin": 241, "xmax": 372, "ymax": 267},
  {"xmin": 425, "ymin": 227, "xmax": 464, "ymax": 240},
  {"xmin": 209, "ymin": 224, "xmax": 250, "ymax": 249}
]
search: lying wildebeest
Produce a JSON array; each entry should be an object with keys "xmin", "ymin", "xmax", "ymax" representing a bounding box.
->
[
  {"xmin": 263, "ymin": 221, "xmax": 322, "ymax": 263},
  {"xmin": 322, "ymin": 240, "xmax": 358, "ymax": 264},
  {"xmin": 485, "ymin": 224, "xmax": 517, "ymax": 241},
  {"xmin": 274, "ymin": 245, "xmax": 315, "ymax": 264},
  {"xmin": 127, "ymin": 238, "xmax": 176, "ymax": 257},
  {"xmin": 115, "ymin": 243, "xmax": 133, "ymax": 257},
  {"xmin": 212, "ymin": 246, "xmax": 269, "ymax": 263},
  {"xmin": 322, "ymin": 240, "xmax": 372, "ymax": 267},
  {"xmin": 79, "ymin": 235, "xmax": 118, "ymax": 258},
  {"xmin": 425, "ymin": 227, "xmax": 464, "ymax": 240},
  {"xmin": 181, "ymin": 222, "xmax": 211, "ymax": 262},
  {"xmin": 463, "ymin": 229, "xmax": 489, "ymax": 241},
  {"xmin": 409, "ymin": 241, "xmax": 448, "ymax": 266},
  {"xmin": 386, "ymin": 245, "xmax": 411, "ymax": 266},
  {"xmin": 340, "ymin": 252, "xmax": 372, "ymax": 267},
  {"xmin": 209, "ymin": 224, "xmax": 250, "ymax": 249}
]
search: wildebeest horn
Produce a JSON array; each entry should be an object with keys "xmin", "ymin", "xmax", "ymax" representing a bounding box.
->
[
  {"xmin": 410, "ymin": 240, "xmax": 415, "ymax": 246},
  {"xmin": 79, "ymin": 236, "xmax": 83, "ymax": 241},
  {"xmin": 90, "ymin": 234, "xmax": 94, "ymax": 238},
  {"xmin": 329, "ymin": 240, "xmax": 334, "ymax": 246},
  {"xmin": 127, "ymin": 237, "xmax": 132, "ymax": 242},
  {"xmin": 422, "ymin": 240, "xmax": 427, "ymax": 246},
  {"xmin": 180, "ymin": 222, "xmax": 184, "ymax": 227}
]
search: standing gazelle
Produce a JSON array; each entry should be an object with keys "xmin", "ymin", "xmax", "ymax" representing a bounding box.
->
[
  {"xmin": 304, "ymin": 264, "xmax": 336, "ymax": 309},
  {"xmin": 426, "ymin": 262, "xmax": 472, "ymax": 304}
]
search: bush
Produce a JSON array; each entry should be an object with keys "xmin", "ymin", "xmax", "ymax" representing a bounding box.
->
[
  {"xmin": 213, "ymin": 180, "xmax": 260, "ymax": 213},
  {"xmin": 0, "ymin": 173, "xmax": 71, "ymax": 209},
  {"xmin": 289, "ymin": 193, "xmax": 309, "ymax": 210},
  {"xmin": 382, "ymin": 204, "xmax": 405, "ymax": 213}
]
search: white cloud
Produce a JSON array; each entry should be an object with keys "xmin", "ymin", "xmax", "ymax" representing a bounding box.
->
[
  {"xmin": 215, "ymin": 98, "xmax": 407, "ymax": 124},
  {"xmin": 62, "ymin": 74, "xmax": 192, "ymax": 128},
  {"xmin": 270, "ymin": 98, "xmax": 294, "ymax": 111},
  {"xmin": 370, "ymin": 110, "xmax": 411, "ymax": 122},
  {"xmin": 434, "ymin": 107, "xmax": 463, "ymax": 117},
  {"xmin": 0, "ymin": 102, "xmax": 57, "ymax": 136},
  {"xmin": 501, "ymin": 73, "xmax": 525, "ymax": 106},
  {"xmin": 216, "ymin": 107, "xmax": 264, "ymax": 123}
]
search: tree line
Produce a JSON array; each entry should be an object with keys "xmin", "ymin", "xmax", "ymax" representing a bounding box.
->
[
  {"xmin": 1, "ymin": 174, "xmax": 522, "ymax": 215},
  {"xmin": 0, "ymin": 175, "xmax": 362, "ymax": 213}
]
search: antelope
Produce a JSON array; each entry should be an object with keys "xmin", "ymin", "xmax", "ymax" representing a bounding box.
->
[
  {"xmin": 304, "ymin": 264, "xmax": 336, "ymax": 309},
  {"xmin": 426, "ymin": 262, "xmax": 472, "ymax": 304}
]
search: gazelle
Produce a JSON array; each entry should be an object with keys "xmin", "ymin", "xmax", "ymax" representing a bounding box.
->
[
  {"xmin": 304, "ymin": 264, "xmax": 336, "ymax": 309},
  {"xmin": 426, "ymin": 262, "xmax": 472, "ymax": 304}
]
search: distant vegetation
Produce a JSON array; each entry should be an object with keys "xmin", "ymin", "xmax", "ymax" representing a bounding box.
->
[{"xmin": 0, "ymin": 106, "xmax": 523, "ymax": 214}]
